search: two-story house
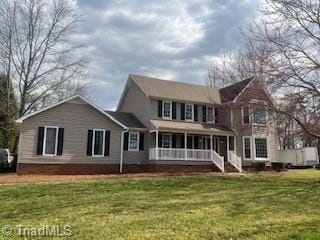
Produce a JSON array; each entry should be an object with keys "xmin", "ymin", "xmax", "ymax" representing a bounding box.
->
[{"xmin": 15, "ymin": 74, "xmax": 278, "ymax": 174}]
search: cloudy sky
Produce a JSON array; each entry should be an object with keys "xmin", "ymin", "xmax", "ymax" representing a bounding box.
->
[{"xmin": 75, "ymin": 0, "xmax": 260, "ymax": 109}]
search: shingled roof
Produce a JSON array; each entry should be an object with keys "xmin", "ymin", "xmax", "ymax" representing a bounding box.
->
[
  {"xmin": 105, "ymin": 111, "xmax": 147, "ymax": 129},
  {"xmin": 130, "ymin": 74, "xmax": 221, "ymax": 104},
  {"xmin": 219, "ymin": 77, "xmax": 254, "ymax": 103}
]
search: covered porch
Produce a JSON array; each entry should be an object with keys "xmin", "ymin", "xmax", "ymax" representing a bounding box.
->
[{"xmin": 148, "ymin": 120, "xmax": 242, "ymax": 172}]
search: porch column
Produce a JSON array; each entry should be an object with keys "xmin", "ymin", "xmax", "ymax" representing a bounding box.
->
[
  {"xmin": 184, "ymin": 132, "xmax": 187, "ymax": 161},
  {"xmin": 234, "ymin": 135, "xmax": 237, "ymax": 154},
  {"xmin": 155, "ymin": 130, "xmax": 159, "ymax": 160},
  {"xmin": 210, "ymin": 134, "xmax": 213, "ymax": 161},
  {"xmin": 227, "ymin": 136, "xmax": 230, "ymax": 161}
]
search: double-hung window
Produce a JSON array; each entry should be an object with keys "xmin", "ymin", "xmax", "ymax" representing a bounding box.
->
[
  {"xmin": 128, "ymin": 132, "xmax": 139, "ymax": 151},
  {"xmin": 93, "ymin": 129, "xmax": 105, "ymax": 156},
  {"xmin": 163, "ymin": 101, "xmax": 172, "ymax": 119},
  {"xmin": 243, "ymin": 136, "xmax": 252, "ymax": 160},
  {"xmin": 185, "ymin": 103, "xmax": 194, "ymax": 121},
  {"xmin": 44, "ymin": 126, "xmax": 58, "ymax": 155},
  {"xmin": 242, "ymin": 108, "xmax": 250, "ymax": 124},
  {"xmin": 255, "ymin": 138, "xmax": 268, "ymax": 159},
  {"xmin": 162, "ymin": 134, "xmax": 172, "ymax": 148},
  {"xmin": 253, "ymin": 108, "xmax": 267, "ymax": 125},
  {"xmin": 206, "ymin": 106, "xmax": 214, "ymax": 123}
]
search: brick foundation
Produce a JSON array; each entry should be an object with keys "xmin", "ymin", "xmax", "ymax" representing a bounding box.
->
[{"xmin": 17, "ymin": 163, "xmax": 219, "ymax": 175}]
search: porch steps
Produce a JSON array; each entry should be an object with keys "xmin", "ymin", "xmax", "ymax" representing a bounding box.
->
[{"xmin": 224, "ymin": 162, "xmax": 239, "ymax": 173}]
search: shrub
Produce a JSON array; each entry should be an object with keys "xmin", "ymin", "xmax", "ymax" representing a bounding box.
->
[{"xmin": 251, "ymin": 162, "xmax": 266, "ymax": 171}]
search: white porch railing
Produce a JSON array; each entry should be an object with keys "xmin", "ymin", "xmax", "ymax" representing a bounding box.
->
[
  {"xmin": 149, "ymin": 148, "xmax": 225, "ymax": 172},
  {"xmin": 212, "ymin": 150, "xmax": 224, "ymax": 172},
  {"xmin": 228, "ymin": 150, "xmax": 242, "ymax": 172}
]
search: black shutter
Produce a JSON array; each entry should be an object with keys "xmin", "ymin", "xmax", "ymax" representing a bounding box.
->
[
  {"xmin": 57, "ymin": 128, "xmax": 64, "ymax": 156},
  {"xmin": 181, "ymin": 103, "xmax": 185, "ymax": 120},
  {"xmin": 194, "ymin": 136, "xmax": 199, "ymax": 149},
  {"xmin": 36, "ymin": 127, "xmax": 45, "ymax": 155},
  {"xmin": 158, "ymin": 100, "xmax": 163, "ymax": 118},
  {"xmin": 202, "ymin": 105, "xmax": 207, "ymax": 122},
  {"xmin": 172, "ymin": 102, "xmax": 176, "ymax": 119},
  {"xmin": 215, "ymin": 108, "xmax": 219, "ymax": 123},
  {"xmin": 194, "ymin": 104, "xmax": 198, "ymax": 121},
  {"xmin": 158, "ymin": 133, "xmax": 163, "ymax": 147},
  {"xmin": 123, "ymin": 132, "xmax": 128, "ymax": 150},
  {"xmin": 180, "ymin": 135, "xmax": 185, "ymax": 148},
  {"xmin": 87, "ymin": 129, "xmax": 93, "ymax": 156},
  {"xmin": 139, "ymin": 132, "xmax": 144, "ymax": 151},
  {"xmin": 104, "ymin": 131, "xmax": 110, "ymax": 156},
  {"xmin": 172, "ymin": 134, "xmax": 176, "ymax": 148}
]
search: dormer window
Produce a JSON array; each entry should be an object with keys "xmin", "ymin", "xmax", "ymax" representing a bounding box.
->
[
  {"xmin": 162, "ymin": 101, "xmax": 172, "ymax": 119},
  {"xmin": 206, "ymin": 106, "xmax": 214, "ymax": 123},
  {"xmin": 185, "ymin": 103, "xmax": 194, "ymax": 121}
]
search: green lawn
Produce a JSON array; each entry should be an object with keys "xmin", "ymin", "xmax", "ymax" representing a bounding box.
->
[{"xmin": 1, "ymin": 170, "xmax": 320, "ymax": 239}]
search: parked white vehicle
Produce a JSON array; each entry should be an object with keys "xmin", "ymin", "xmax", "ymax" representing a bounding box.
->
[
  {"xmin": 277, "ymin": 147, "xmax": 319, "ymax": 168},
  {"xmin": 0, "ymin": 149, "xmax": 13, "ymax": 170}
]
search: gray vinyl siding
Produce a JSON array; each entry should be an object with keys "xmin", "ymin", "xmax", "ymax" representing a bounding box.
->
[
  {"xmin": 18, "ymin": 99, "xmax": 124, "ymax": 164},
  {"xmin": 123, "ymin": 132, "xmax": 148, "ymax": 164},
  {"xmin": 119, "ymin": 81, "xmax": 152, "ymax": 128}
]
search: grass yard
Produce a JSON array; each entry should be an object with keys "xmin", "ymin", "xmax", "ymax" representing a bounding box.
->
[{"xmin": 1, "ymin": 170, "xmax": 320, "ymax": 239}]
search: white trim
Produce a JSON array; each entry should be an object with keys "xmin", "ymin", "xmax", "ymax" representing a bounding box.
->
[
  {"xmin": 43, "ymin": 126, "xmax": 59, "ymax": 156},
  {"xmin": 233, "ymin": 77, "xmax": 255, "ymax": 102},
  {"xmin": 206, "ymin": 105, "xmax": 215, "ymax": 124},
  {"xmin": 128, "ymin": 132, "xmax": 140, "ymax": 151},
  {"xmin": 162, "ymin": 133, "xmax": 172, "ymax": 148},
  {"xmin": 92, "ymin": 129, "xmax": 105, "ymax": 157},
  {"xmin": 185, "ymin": 103, "xmax": 194, "ymax": 122},
  {"xmin": 253, "ymin": 136, "xmax": 269, "ymax": 160},
  {"xmin": 16, "ymin": 95, "xmax": 128, "ymax": 129},
  {"xmin": 162, "ymin": 100, "xmax": 172, "ymax": 120},
  {"xmin": 242, "ymin": 136, "xmax": 252, "ymax": 160}
]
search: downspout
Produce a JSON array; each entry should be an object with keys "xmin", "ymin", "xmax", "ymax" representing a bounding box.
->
[{"xmin": 120, "ymin": 129, "xmax": 129, "ymax": 174}]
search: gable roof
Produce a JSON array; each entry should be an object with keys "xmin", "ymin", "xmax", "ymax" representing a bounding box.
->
[
  {"xmin": 219, "ymin": 77, "xmax": 254, "ymax": 103},
  {"xmin": 16, "ymin": 95, "xmax": 127, "ymax": 129},
  {"xmin": 105, "ymin": 111, "xmax": 147, "ymax": 130},
  {"xmin": 130, "ymin": 74, "xmax": 221, "ymax": 104}
]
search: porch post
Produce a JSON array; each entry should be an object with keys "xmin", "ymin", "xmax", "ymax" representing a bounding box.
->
[
  {"xmin": 234, "ymin": 135, "xmax": 237, "ymax": 154},
  {"xmin": 155, "ymin": 130, "xmax": 159, "ymax": 160},
  {"xmin": 210, "ymin": 134, "xmax": 213, "ymax": 161},
  {"xmin": 184, "ymin": 132, "xmax": 187, "ymax": 161},
  {"xmin": 227, "ymin": 135, "xmax": 230, "ymax": 162}
]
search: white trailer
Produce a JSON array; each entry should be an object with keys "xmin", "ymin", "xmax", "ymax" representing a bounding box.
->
[{"xmin": 277, "ymin": 147, "xmax": 319, "ymax": 168}]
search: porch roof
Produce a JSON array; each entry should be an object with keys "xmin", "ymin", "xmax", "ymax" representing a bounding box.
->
[{"xmin": 150, "ymin": 120, "xmax": 235, "ymax": 135}]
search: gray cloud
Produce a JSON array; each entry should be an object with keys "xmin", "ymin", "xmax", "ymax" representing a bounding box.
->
[{"xmin": 75, "ymin": 0, "xmax": 260, "ymax": 109}]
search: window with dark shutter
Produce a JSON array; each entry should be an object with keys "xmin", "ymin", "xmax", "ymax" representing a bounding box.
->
[
  {"xmin": 202, "ymin": 105, "xmax": 206, "ymax": 122},
  {"xmin": 215, "ymin": 108, "xmax": 219, "ymax": 123},
  {"xmin": 172, "ymin": 102, "xmax": 176, "ymax": 119},
  {"xmin": 104, "ymin": 131, "xmax": 110, "ymax": 156},
  {"xmin": 158, "ymin": 133, "xmax": 163, "ymax": 147},
  {"xmin": 87, "ymin": 129, "xmax": 93, "ymax": 156},
  {"xmin": 57, "ymin": 128, "xmax": 64, "ymax": 156},
  {"xmin": 181, "ymin": 103, "xmax": 185, "ymax": 120},
  {"xmin": 172, "ymin": 134, "xmax": 176, "ymax": 148},
  {"xmin": 36, "ymin": 127, "xmax": 45, "ymax": 155},
  {"xmin": 180, "ymin": 135, "xmax": 185, "ymax": 148},
  {"xmin": 139, "ymin": 132, "xmax": 144, "ymax": 151},
  {"xmin": 194, "ymin": 104, "xmax": 198, "ymax": 121},
  {"xmin": 158, "ymin": 100, "xmax": 163, "ymax": 118}
]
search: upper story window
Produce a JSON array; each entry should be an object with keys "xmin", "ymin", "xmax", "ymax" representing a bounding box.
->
[
  {"xmin": 242, "ymin": 108, "xmax": 250, "ymax": 124},
  {"xmin": 206, "ymin": 106, "xmax": 214, "ymax": 123},
  {"xmin": 253, "ymin": 108, "xmax": 267, "ymax": 125},
  {"xmin": 129, "ymin": 132, "xmax": 139, "ymax": 151},
  {"xmin": 162, "ymin": 101, "xmax": 172, "ymax": 119},
  {"xmin": 44, "ymin": 126, "xmax": 58, "ymax": 155},
  {"xmin": 185, "ymin": 103, "xmax": 194, "ymax": 121}
]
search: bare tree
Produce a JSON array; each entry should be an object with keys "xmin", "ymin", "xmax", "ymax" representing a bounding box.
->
[{"xmin": 0, "ymin": 0, "xmax": 87, "ymax": 118}]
